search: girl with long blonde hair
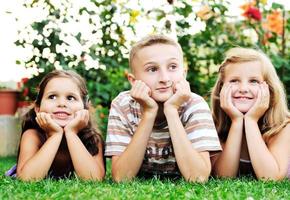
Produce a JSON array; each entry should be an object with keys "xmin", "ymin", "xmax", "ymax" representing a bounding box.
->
[{"xmin": 211, "ymin": 47, "xmax": 290, "ymax": 180}]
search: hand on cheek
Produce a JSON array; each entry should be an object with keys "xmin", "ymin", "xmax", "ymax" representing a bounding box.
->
[
  {"xmin": 245, "ymin": 82, "xmax": 269, "ymax": 121},
  {"xmin": 220, "ymin": 83, "xmax": 243, "ymax": 120},
  {"xmin": 64, "ymin": 109, "xmax": 89, "ymax": 134},
  {"xmin": 130, "ymin": 80, "xmax": 158, "ymax": 112},
  {"xmin": 164, "ymin": 79, "xmax": 191, "ymax": 110},
  {"xmin": 35, "ymin": 112, "xmax": 63, "ymax": 137}
]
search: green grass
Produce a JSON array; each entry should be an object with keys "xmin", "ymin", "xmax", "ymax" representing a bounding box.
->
[{"xmin": 0, "ymin": 157, "xmax": 289, "ymax": 200}]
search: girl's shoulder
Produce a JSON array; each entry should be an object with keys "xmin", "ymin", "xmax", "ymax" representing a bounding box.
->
[
  {"xmin": 21, "ymin": 129, "xmax": 45, "ymax": 146},
  {"xmin": 268, "ymin": 123, "xmax": 290, "ymax": 145}
]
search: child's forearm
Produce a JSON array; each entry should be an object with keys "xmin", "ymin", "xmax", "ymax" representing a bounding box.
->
[
  {"xmin": 213, "ymin": 119, "xmax": 243, "ymax": 177},
  {"xmin": 164, "ymin": 108, "xmax": 210, "ymax": 182},
  {"xmin": 17, "ymin": 133, "xmax": 63, "ymax": 181},
  {"xmin": 111, "ymin": 112, "xmax": 156, "ymax": 182},
  {"xmin": 244, "ymin": 117, "xmax": 288, "ymax": 180},
  {"xmin": 65, "ymin": 132, "xmax": 105, "ymax": 181}
]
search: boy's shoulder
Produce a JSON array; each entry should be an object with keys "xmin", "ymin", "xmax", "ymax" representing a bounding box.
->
[
  {"xmin": 181, "ymin": 92, "xmax": 210, "ymax": 113},
  {"xmin": 189, "ymin": 92, "xmax": 204, "ymax": 100},
  {"xmin": 111, "ymin": 90, "xmax": 134, "ymax": 106},
  {"xmin": 186, "ymin": 92, "xmax": 207, "ymax": 105}
]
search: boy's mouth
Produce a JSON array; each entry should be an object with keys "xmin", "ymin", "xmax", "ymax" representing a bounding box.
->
[{"xmin": 156, "ymin": 86, "xmax": 172, "ymax": 92}]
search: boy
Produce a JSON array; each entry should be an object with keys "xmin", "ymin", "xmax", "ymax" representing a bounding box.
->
[{"xmin": 105, "ymin": 34, "xmax": 221, "ymax": 182}]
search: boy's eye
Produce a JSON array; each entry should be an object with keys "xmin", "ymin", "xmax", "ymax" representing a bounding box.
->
[
  {"xmin": 169, "ymin": 64, "xmax": 178, "ymax": 70},
  {"xmin": 67, "ymin": 95, "xmax": 76, "ymax": 101},
  {"xmin": 147, "ymin": 66, "xmax": 158, "ymax": 72},
  {"xmin": 48, "ymin": 95, "xmax": 56, "ymax": 99}
]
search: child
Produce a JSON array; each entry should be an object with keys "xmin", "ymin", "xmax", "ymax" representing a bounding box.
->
[
  {"xmin": 105, "ymin": 34, "xmax": 222, "ymax": 182},
  {"xmin": 5, "ymin": 70, "xmax": 105, "ymax": 181},
  {"xmin": 211, "ymin": 47, "xmax": 290, "ymax": 180}
]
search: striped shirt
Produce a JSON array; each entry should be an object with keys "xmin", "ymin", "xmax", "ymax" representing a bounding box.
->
[{"xmin": 105, "ymin": 91, "xmax": 222, "ymax": 176}]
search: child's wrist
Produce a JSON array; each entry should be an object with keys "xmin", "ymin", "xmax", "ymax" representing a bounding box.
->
[
  {"xmin": 64, "ymin": 127, "xmax": 78, "ymax": 135},
  {"xmin": 47, "ymin": 131, "xmax": 63, "ymax": 138},
  {"xmin": 244, "ymin": 116, "xmax": 258, "ymax": 123},
  {"xmin": 163, "ymin": 106, "xmax": 178, "ymax": 116},
  {"xmin": 142, "ymin": 109, "xmax": 158, "ymax": 119},
  {"xmin": 231, "ymin": 116, "xmax": 244, "ymax": 123}
]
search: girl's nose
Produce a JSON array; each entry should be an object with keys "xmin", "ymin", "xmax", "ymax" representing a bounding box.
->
[
  {"xmin": 238, "ymin": 82, "xmax": 249, "ymax": 93},
  {"xmin": 57, "ymin": 97, "xmax": 67, "ymax": 107}
]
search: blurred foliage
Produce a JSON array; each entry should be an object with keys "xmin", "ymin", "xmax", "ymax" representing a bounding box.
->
[{"xmin": 15, "ymin": 0, "xmax": 289, "ymax": 135}]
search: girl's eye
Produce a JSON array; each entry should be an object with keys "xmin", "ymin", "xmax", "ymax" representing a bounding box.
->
[
  {"xmin": 250, "ymin": 79, "xmax": 260, "ymax": 84},
  {"xmin": 229, "ymin": 79, "xmax": 238, "ymax": 83},
  {"xmin": 67, "ymin": 95, "xmax": 76, "ymax": 101},
  {"xmin": 48, "ymin": 95, "xmax": 56, "ymax": 99}
]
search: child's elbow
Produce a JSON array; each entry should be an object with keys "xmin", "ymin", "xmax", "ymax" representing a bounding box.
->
[
  {"xmin": 185, "ymin": 170, "xmax": 210, "ymax": 183},
  {"xmin": 112, "ymin": 171, "xmax": 134, "ymax": 183},
  {"xmin": 256, "ymin": 173, "xmax": 286, "ymax": 181},
  {"xmin": 17, "ymin": 173, "xmax": 43, "ymax": 182},
  {"xmin": 187, "ymin": 175, "xmax": 209, "ymax": 183},
  {"xmin": 80, "ymin": 170, "xmax": 106, "ymax": 181},
  {"xmin": 112, "ymin": 175, "xmax": 123, "ymax": 183}
]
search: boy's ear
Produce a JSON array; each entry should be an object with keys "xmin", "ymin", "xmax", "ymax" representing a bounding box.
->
[{"xmin": 127, "ymin": 73, "xmax": 136, "ymax": 86}]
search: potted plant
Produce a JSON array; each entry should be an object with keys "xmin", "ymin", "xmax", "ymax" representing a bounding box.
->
[{"xmin": 0, "ymin": 85, "xmax": 19, "ymax": 115}]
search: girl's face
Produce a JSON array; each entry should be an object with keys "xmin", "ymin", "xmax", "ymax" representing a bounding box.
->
[
  {"xmin": 223, "ymin": 61, "xmax": 264, "ymax": 113},
  {"xmin": 36, "ymin": 77, "xmax": 84, "ymax": 127}
]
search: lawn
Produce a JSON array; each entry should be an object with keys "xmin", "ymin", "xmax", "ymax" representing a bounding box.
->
[{"xmin": 0, "ymin": 157, "xmax": 289, "ymax": 200}]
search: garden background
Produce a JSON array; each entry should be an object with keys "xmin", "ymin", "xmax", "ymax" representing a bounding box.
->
[
  {"xmin": 4, "ymin": 0, "xmax": 288, "ymax": 134},
  {"xmin": 0, "ymin": 0, "xmax": 289, "ymax": 199}
]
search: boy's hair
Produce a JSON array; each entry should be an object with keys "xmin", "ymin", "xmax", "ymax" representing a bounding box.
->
[
  {"xmin": 129, "ymin": 34, "xmax": 183, "ymax": 72},
  {"xmin": 211, "ymin": 47, "xmax": 290, "ymax": 141},
  {"xmin": 22, "ymin": 70, "xmax": 102, "ymax": 156}
]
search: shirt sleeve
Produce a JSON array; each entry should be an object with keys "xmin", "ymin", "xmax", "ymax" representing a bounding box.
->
[
  {"xmin": 183, "ymin": 94, "xmax": 222, "ymax": 152},
  {"xmin": 105, "ymin": 100, "xmax": 132, "ymax": 157}
]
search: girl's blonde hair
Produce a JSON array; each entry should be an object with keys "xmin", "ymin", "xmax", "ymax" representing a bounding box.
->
[{"xmin": 211, "ymin": 47, "xmax": 290, "ymax": 141}]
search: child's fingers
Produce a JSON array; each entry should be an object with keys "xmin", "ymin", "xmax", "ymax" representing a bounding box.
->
[
  {"xmin": 131, "ymin": 80, "xmax": 151, "ymax": 98},
  {"xmin": 220, "ymin": 83, "xmax": 230, "ymax": 108},
  {"xmin": 174, "ymin": 79, "xmax": 190, "ymax": 93},
  {"xmin": 261, "ymin": 82, "xmax": 270, "ymax": 108},
  {"xmin": 77, "ymin": 109, "xmax": 89, "ymax": 121},
  {"xmin": 36, "ymin": 112, "xmax": 46, "ymax": 127}
]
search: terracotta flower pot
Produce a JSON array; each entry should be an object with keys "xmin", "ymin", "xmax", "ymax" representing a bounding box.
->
[{"xmin": 0, "ymin": 90, "xmax": 19, "ymax": 115}]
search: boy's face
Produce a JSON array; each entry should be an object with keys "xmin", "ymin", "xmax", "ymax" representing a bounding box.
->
[{"xmin": 128, "ymin": 43, "xmax": 185, "ymax": 102}]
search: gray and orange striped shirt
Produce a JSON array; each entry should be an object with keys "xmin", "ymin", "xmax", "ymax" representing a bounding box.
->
[{"xmin": 105, "ymin": 91, "xmax": 222, "ymax": 176}]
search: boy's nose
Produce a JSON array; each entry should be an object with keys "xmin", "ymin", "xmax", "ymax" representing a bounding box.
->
[{"xmin": 159, "ymin": 70, "xmax": 170, "ymax": 82}]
